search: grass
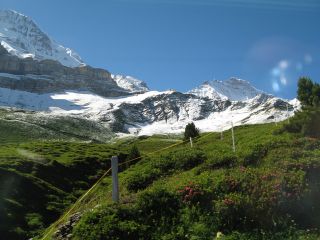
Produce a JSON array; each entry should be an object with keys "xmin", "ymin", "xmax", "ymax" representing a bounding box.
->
[
  {"xmin": 0, "ymin": 140, "xmax": 126, "ymax": 240},
  {"xmin": 36, "ymin": 122, "xmax": 320, "ymax": 240},
  {"xmin": 2, "ymin": 121, "xmax": 320, "ymax": 239}
]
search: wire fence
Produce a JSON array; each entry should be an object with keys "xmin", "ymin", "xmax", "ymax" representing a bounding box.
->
[{"xmin": 40, "ymin": 131, "xmax": 216, "ymax": 240}]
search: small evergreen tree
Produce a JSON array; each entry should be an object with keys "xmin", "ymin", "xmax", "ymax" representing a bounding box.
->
[{"xmin": 184, "ymin": 122, "xmax": 199, "ymax": 140}]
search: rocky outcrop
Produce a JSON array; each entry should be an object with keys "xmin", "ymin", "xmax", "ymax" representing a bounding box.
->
[
  {"xmin": 53, "ymin": 212, "xmax": 82, "ymax": 240},
  {"xmin": 96, "ymin": 91, "xmax": 295, "ymax": 134},
  {"xmin": 100, "ymin": 92, "xmax": 232, "ymax": 133},
  {"xmin": 0, "ymin": 45, "xmax": 129, "ymax": 97}
]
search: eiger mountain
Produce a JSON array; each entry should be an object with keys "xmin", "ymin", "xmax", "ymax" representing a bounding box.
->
[{"xmin": 0, "ymin": 10, "xmax": 299, "ymax": 140}]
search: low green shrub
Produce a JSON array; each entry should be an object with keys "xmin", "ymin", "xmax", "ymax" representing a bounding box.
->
[
  {"xmin": 243, "ymin": 144, "xmax": 268, "ymax": 166},
  {"xmin": 282, "ymin": 107, "xmax": 320, "ymax": 138},
  {"xmin": 125, "ymin": 149, "xmax": 205, "ymax": 192},
  {"xmin": 205, "ymin": 154, "xmax": 237, "ymax": 169},
  {"xmin": 136, "ymin": 187, "xmax": 181, "ymax": 224},
  {"xmin": 125, "ymin": 165, "xmax": 161, "ymax": 192},
  {"xmin": 171, "ymin": 148, "xmax": 205, "ymax": 170},
  {"xmin": 72, "ymin": 206, "xmax": 146, "ymax": 240},
  {"xmin": 177, "ymin": 206, "xmax": 217, "ymax": 240},
  {"xmin": 73, "ymin": 188, "xmax": 181, "ymax": 240},
  {"xmin": 152, "ymin": 148, "xmax": 205, "ymax": 172}
]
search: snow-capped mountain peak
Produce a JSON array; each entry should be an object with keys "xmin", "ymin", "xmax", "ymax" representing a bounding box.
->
[
  {"xmin": 0, "ymin": 9, "xmax": 85, "ymax": 67},
  {"xmin": 112, "ymin": 74, "xmax": 149, "ymax": 93},
  {"xmin": 189, "ymin": 77, "xmax": 263, "ymax": 101},
  {"xmin": 0, "ymin": 11, "xmax": 299, "ymax": 137}
]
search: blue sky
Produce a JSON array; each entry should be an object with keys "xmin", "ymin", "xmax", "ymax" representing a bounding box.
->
[{"xmin": 1, "ymin": 0, "xmax": 319, "ymax": 99}]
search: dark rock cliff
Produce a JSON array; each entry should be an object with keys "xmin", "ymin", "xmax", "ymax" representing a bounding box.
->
[{"xmin": 0, "ymin": 45, "xmax": 129, "ymax": 97}]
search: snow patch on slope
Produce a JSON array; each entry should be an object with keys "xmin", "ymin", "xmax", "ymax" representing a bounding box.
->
[
  {"xmin": 189, "ymin": 77, "xmax": 262, "ymax": 101},
  {"xmin": 0, "ymin": 10, "xmax": 84, "ymax": 67},
  {"xmin": 112, "ymin": 74, "xmax": 149, "ymax": 93},
  {"xmin": 0, "ymin": 86, "xmax": 298, "ymax": 136},
  {"xmin": 0, "ymin": 87, "xmax": 171, "ymax": 118},
  {"xmin": 289, "ymin": 98, "xmax": 301, "ymax": 111},
  {"xmin": 137, "ymin": 97, "xmax": 293, "ymax": 136}
]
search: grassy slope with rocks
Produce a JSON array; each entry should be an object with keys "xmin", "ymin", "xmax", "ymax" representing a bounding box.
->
[{"xmin": 36, "ymin": 122, "xmax": 320, "ymax": 240}]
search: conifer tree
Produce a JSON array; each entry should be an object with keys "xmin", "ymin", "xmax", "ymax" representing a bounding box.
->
[
  {"xmin": 184, "ymin": 122, "xmax": 199, "ymax": 140},
  {"xmin": 297, "ymin": 77, "xmax": 320, "ymax": 107}
]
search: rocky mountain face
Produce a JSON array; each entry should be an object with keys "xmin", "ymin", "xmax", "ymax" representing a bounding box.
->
[
  {"xmin": 0, "ymin": 10, "xmax": 136, "ymax": 97},
  {"xmin": 0, "ymin": 10, "xmax": 300, "ymax": 137},
  {"xmin": 0, "ymin": 44, "xmax": 129, "ymax": 97},
  {"xmin": 98, "ymin": 90, "xmax": 296, "ymax": 135},
  {"xmin": 0, "ymin": 83, "xmax": 297, "ymax": 137},
  {"xmin": 0, "ymin": 10, "xmax": 84, "ymax": 67}
]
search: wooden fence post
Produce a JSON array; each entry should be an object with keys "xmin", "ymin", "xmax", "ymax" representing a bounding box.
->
[
  {"xmin": 111, "ymin": 156, "xmax": 119, "ymax": 203},
  {"xmin": 231, "ymin": 122, "xmax": 236, "ymax": 152}
]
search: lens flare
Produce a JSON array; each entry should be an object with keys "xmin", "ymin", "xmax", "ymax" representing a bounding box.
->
[
  {"xmin": 280, "ymin": 75, "xmax": 287, "ymax": 85},
  {"xmin": 272, "ymin": 81, "xmax": 280, "ymax": 92}
]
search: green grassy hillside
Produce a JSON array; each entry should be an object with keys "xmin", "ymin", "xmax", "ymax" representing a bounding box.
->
[
  {"xmin": 0, "ymin": 126, "xmax": 181, "ymax": 240},
  {"xmin": 35, "ymin": 123, "xmax": 320, "ymax": 240},
  {"xmin": 0, "ymin": 109, "xmax": 115, "ymax": 143},
  {"xmin": 0, "ymin": 140, "xmax": 128, "ymax": 239}
]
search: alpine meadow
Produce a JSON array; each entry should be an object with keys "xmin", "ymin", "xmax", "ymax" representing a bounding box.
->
[{"xmin": 0, "ymin": 2, "xmax": 320, "ymax": 240}]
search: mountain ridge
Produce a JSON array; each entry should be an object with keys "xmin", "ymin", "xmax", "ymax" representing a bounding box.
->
[
  {"xmin": 111, "ymin": 74, "xmax": 149, "ymax": 93},
  {"xmin": 0, "ymin": 10, "xmax": 85, "ymax": 68},
  {"xmin": 188, "ymin": 77, "xmax": 263, "ymax": 101},
  {"xmin": 0, "ymin": 10, "xmax": 300, "ymax": 137}
]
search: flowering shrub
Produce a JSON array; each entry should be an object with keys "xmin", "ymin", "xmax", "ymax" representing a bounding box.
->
[
  {"xmin": 214, "ymin": 193, "xmax": 249, "ymax": 230},
  {"xmin": 178, "ymin": 182, "xmax": 204, "ymax": 205}
]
